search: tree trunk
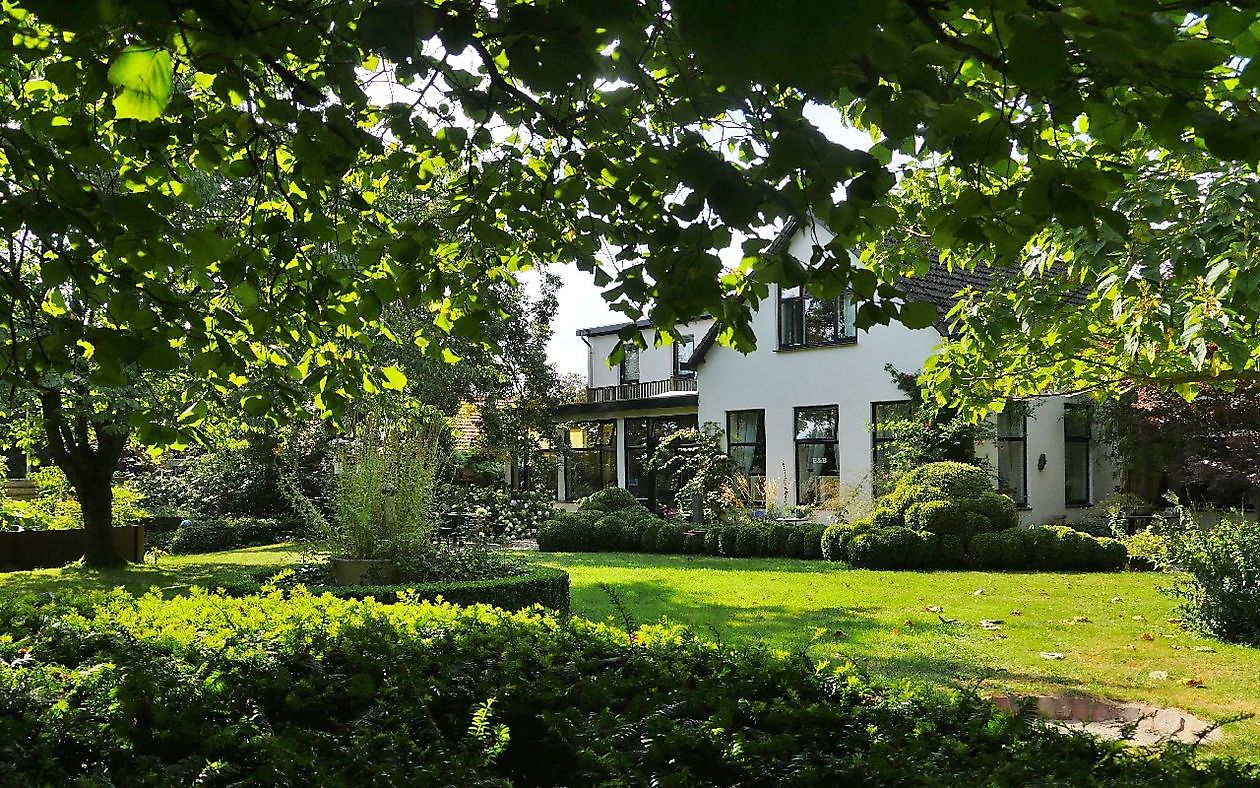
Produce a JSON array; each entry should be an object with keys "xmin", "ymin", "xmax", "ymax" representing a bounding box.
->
[
  {"xmin": 39, "ymin": 390, "xmax": 130, "ymax": 568},
  {"xmin": 74, "ymin": 468, "xmax": 124, "ymax": 567}
]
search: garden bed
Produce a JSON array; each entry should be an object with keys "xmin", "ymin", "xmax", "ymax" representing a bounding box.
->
[{"xmin": 0, "ymin": 525, "xmax": 145, "ymax": 571}]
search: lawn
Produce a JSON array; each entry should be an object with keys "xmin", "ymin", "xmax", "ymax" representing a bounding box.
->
[
  {"xmin": 4, "ymin": 545, "xmax": 1259, "ymax": 758},
  {"xmin": 531, "ymin": 551, "xmax": 1260, "ymax": 759}
]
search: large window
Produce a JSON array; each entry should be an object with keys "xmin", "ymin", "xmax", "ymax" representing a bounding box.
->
[
  {"xmin": 1064, "ymin": 404, "xmax": 1092, "ymax": 506},
  {"xmin": 620, "ymin": 345, "xmax": 639, "ymax": 384},
  {"xmin": 870, "ymin": 400, "xmax": 914, "ymax": 496},
  {"xmin": 778, "ymin": 287, "xmax": 856, "ymax": 349},
  {"xmin": 565, "ymin": 420, "xmax": 617, "ymax": 501},
  {"xmin": 727, "ymin": 410, "xmax": 766, "ymax": 504},
  {"xmin": 673, "ymin": 334, "xmax": 695, "ymax": 378},
  {"xmin": 996, "ymin": 409, "xmax": 1028, "ymax": 507},
  {"xmin": 794, "ymin": 405, "xmax": 839, "ymax": 505},
  {"xmin": 624, "ymin": 415, "xmax": 697, "ymax": 512}
]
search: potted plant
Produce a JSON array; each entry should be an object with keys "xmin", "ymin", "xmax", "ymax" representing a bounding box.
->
[{"xmin": 326, "ymin": 405, "xmax": 447, "ymax": 585}]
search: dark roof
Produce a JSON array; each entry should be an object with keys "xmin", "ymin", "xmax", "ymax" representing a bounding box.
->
[
  {"xmin": 576, "ymin": 317, "xmax": 654, "ymax": 338},
  {"xmin": 900, "ymin": 264, "xmax": 997, "ymax": 334}
]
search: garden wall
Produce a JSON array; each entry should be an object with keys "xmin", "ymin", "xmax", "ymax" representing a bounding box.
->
[{"xmin": 0, "ymin": 525, "xmax": 145, "ymax": 570}]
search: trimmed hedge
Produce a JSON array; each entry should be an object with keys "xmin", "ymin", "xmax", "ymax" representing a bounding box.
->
[
  {"xmin": 966, "ymin": 526, "xmax": 1126, "ymax": 571},
  {"xmin": 152, "ymin": 517, "xmax": 310, "ymax": 554},
  {"xmin": 2, "ymin": 591, "xmax": 1252, "ymax": 785},
  {"xmin": 218, "ymin": 565, "xmax": 571, "ymax": 614}
]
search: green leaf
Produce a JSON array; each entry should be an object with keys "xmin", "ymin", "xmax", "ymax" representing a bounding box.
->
[
  {"xmin": 900, "ymin": 301, "xmax": 937, "ymax": 330},
  {"xmin": 107, "ymin": 45, "xmax": 173, "ymax": 121},
  {"xmin": 380, "ymin": 366, "xmax": 407, "ymax": 390}
]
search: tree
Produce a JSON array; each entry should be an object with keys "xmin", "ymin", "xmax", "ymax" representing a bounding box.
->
[
  {"xmin": 1099, "ymin": 385, "xmax": 1260, "ymax": 509},
  {"xmin": 5, "ymin": 1, "xmax": 1260, "ymax": 563}
]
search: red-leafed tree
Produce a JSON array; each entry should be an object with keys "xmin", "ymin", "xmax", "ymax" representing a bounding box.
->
[{"xmin": 1100, "ymin": 386, "xmax": 1260, "ymax": 509}]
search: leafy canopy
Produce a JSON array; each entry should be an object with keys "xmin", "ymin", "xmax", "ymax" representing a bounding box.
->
[{"xmin": 3, "ymin": 0, "xmax": 1259, "ymax": 442}]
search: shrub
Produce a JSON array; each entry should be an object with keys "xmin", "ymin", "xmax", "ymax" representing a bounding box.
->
[
  {"xmin": 732, "ymin": 525, "xmax": 760, "ymax": 557},
  {"xmin": 537, "ymin": 512, "xmax": 587, "ymax": 552},
  {"xmin": 820, "ymin": 524, "xmax": 850, "ymax": 561},
  {"xmin": 655, "ymin": 523, "xmax": 685, "ymax": 553},
  {"xmin": 619, "ymin": 522, "xmax": 646, "ymax": 552},
  {"xmin": 879, "ymin": 462, "xmax": 1016, "ymax": 539},
  {"xmin": 0, "ymin": 591, "xmax": 1250, "ymax": 786},
  {"xmin": 934, "ymin": 534, "xmax": 967, "ymax": 568},
  {"xmin": 969, "ymin": 529, "xmax": 1030, "ymax": 570},
  {"xmin": 162, "ymin": 518, "xmax": 307, "ymax": 554},
  {"xmin": 801, "ymin": 524, "xmax": 827, "ymax": 560},
  {"xmin": 703, "ymin": 527, "xmax": 721, "ymax": 555},
  {"xmin": 905, "ymin": 500, "xmax": 960, "ymax": 534},
  {"xmin": 1163, "ymin": 510, "xmax": 1260, "ymax": 646},
  {"xmin": 682, "ymin": 529, "xmax": 706, "ymax": 554},
  {"xmin": 1124, "ymin": 528, "xmax": 1170, "ymax": 571},
  {"xmin": 578, "ymin": 487, "xmax": 640, "ymax": 514},
  {"xmin": 895, "ymin": 461, "xmax": 993, "ymax": 501},
  {"xmin": 639, "ymin": 521, "xmax": 661, "ymax": 552},
  {"xmin": 781, "ymin": 525, "xmax": 806, "ymax": 558},
  {"xmin": 962, "ymin": 492, "xmax": 1020, "ymax": 533},
  {"xmin": 847, "ymin": 528, "xmax": 931, "ymax": 570},
  {"xmin": 716, "ymin": 525, "xmax": 740, "ymax": 557}
]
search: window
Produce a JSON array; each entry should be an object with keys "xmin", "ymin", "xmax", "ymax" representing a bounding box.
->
[
  {"xmin": 870, "ymin": 400, "xmax": 914, "ymax": 496},
  {"xmin": 624, "ymin": 415, "xmax": 697, "ymax": 512},
  {"xmin": 794, "ymin": 405, "xmax": 839, "ymax": 505},
  {"xmin": 996, "ymin": 409, "xmax": 1028, "ymax": 507},
  {"xmin": 673, "ymin": 334, "xmax": 695, "ymax": 378},
  {"xmin": 620, "ymin": 345, "xmax": 639, "ymax": 384},
  {"xmin": 1064, "ymin": 404, "xmax": 1092, "ymax": 506},
  {"xmin": 778, "ymin": 286, "xmax": 856, "ymax": 349},
  {"xmin": 727, "ymin": 410, "xmax": 767, "ymax": 504},
  {"xmin": 564, "ymin": 420, "xmax": 617, "ymax": 501}
]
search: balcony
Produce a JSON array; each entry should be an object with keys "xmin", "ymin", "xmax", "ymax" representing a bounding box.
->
[{"xmin": 584, "ymin": 376, "xmax": 698, "ymax": 403}]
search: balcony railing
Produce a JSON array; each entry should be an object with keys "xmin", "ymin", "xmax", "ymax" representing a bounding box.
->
[{"xmin": 585, "ymin": 377, "xmax": 698, "ymax": 403}]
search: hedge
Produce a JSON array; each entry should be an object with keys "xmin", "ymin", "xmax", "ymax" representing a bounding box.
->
[
  {"xmin": 217, "ymin": 565, "xmax": 571, "ymax": 614},
  {"xmin": 150, "ymin": 517, "xmax": 311, "ymax": 554},
  {"xmin": 0, "ymin": 591, "xmax": 1251, "ymax": 785}
]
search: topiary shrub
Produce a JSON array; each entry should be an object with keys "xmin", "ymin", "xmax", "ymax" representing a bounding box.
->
[
  {"xmin": 782, "ymin": 525, "xmax": 806, "ymax": 558},
  {"xmin": 871, "ymin": 504, "xmax": 904, "ymax": 530},
  {"xmin": 716, "ymin": 525, "xmax": 741, "ymax": 557},
  {"xmin": 537, "ymin": 512, "xmax": 588, "ymax": 551},
  {"xmin": 904, "ymin": 500, "xmax": 961, "ymax": 535},
  {"xmin": 969, "ymin": 529, "xmax": 1029, "ymax": 569},
  {"xmin": 656, "ymin": 523, "xmax": 685, "ymax": 554},
  {"xmin": 821, "ymin": 524, "xmax": 849, "ymax": 561},
  {"xmin": 703, "ymin": 527, "xmax": 721, "ymax": 555},
  {"xmin": 876, "ymin": 462, "xmax": 1017, "ymax": 541},
  {"xmin": 895, "ymin": 461, "xmax": 993, "ymax": 501},
  {"xmin": 619, "ymin": 522, "xmax": 646, "ymax": 552},
  {"xmin": 847, "ymin": 527, "xmax": 932, "ymax": 570},
  {"xmin": 578, "ymin": 487, "xmax": 641, "ymax": 514},
  {"xmin": 762, "ymin": 523, "xmax": 792, "ymax": 556},
  {"xmin": 639, "ymin": 521, "xmax": 661, "ymax": 552},
  {"xmin": 962, "ymin": 492, "xmax": 1020, "ymax": 533},
  {"xmin": 164, "ymin": 517, "xmax": 308, "ymax": 554},
  {"xmin": 682, "ymin": 529, "xmax": 707, "ymax": 555},
  {"xmin": 732, "ymin": 525, "xmax": 760, "ymax": 557},
  {"xmin": 1024, "ymin": 526, "xmax": 1126, "ymax": 571},
  {"xmin": 801, "ymin": 524, "xmax": 827, "ymax": 560},
  {"xmin": 933, "ymin": 534, "xmax": 967, "ymax": 569}
]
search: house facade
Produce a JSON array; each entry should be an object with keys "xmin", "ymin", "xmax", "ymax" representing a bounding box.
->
[{"xmin": 556, "ymin": 230, "xmax": 1118, "ymax": 524}]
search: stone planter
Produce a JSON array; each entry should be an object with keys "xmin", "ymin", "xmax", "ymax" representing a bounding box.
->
[{"xmin": 330, "ymin": 557, "xmax": 400, "ymax": 586}]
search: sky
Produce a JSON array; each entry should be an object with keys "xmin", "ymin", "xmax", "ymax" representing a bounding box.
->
[{"xmin": 544, "ymin": 104, "xmax": 876, "ymax": 379}]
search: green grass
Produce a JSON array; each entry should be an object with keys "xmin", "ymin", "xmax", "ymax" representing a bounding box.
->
[
  {"xmin": 531, "ymin": 551, "xmax": 1260, "ymax": 759},
  {"xmin": 0, "ymin": 543, "xmax": 308, "ymax": 597},
  {"xmin": 4, "ymin": 545, "xmax": 1259, "ymax": 758}
]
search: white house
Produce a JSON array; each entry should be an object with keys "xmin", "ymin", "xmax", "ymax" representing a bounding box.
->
[{"xmin": 556, "ymin": 225, "xmax": 1118, "ymax": 524}]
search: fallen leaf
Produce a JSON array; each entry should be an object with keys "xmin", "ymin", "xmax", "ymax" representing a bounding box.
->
[
  {"xmin": 1184, "ymin": 678, "xmax": 1205, "ymax": 688},
  {"xmin": 1132, "ymin": 615, "xmax": 1147, "ymax": 622},
  {"xmin": 1110, "ymin": 596, "xmax": 1123, "ymax": 603},
  {"xmin": 1072, "ymin": 615, "xmax": 1091, "ymax": 623},
  {"xmin": 1140, "ymin": 633, "xmax": 1155, "ymax": 641},
  {"xmin": 973, "ymin": 589, "xmax": 986, "ymax": 596},
  {"xmin": 1125, "ymin": 644, "xmax": 1136, "ymax": 650},
  {"xmin": 1010, "ymin": 610, "xmax": 1022, "ymax": 616},
  {"xmin": 938, "ymin": 615, "xmax": 958, "ymax": 624},
  {"xmin": 1040, "ymin": 652, "xmax": 1065, "ymax": 660},
  {"xmin": 1167, "ymin": 618, "xmax": 1184, "ymax": 625},
  {"xmin": 1149, "ymin": 670, "xmax": 1169, "ymax": 681},
  {"xmin": 1170, "ymin": 644, "xmax": 1185, "ymax": 651},
  {"xmin": 890, "ymin": 627, "xmax": 903, "ymax": 636},
  {"xmin": 832, "ymin": 630, "xmax": 846, "ymax": 639},
  {"xmin": 1193, "ymin": 646, "xmax": 1216, "ymax": 653},
  {"xmin": 903, "ymin": 619, "xmax": 915, "ymax": 628},
  {"xmin": 979, "ymin": 619, "xmax": 1003, "ymax": 630},
  {"xmin": 925, "ymin": 605, "xmax": 942, "ymax": 613}
]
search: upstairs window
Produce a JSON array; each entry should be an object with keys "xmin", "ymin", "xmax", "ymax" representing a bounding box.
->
[
  {"xmin": 673, "ymin": 334, "xmax": 695, "ymax": 378},
  {"xmin": 778, "ymin": 287, "xmax": 856, "ymax": 349},
  {"xmin": 619, "ymin": 345, "xmax": 639, "ymax": 384}
]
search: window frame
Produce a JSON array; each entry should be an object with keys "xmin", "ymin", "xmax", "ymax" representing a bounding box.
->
[
  {"xmin": 1063, "ymin": 403, "xmax": 1092, "ymax": 507},
  {"xmin": 870, "ymin": 399, "xmax": 914, "ymax": 497},
  {"xmin": 563, "ymin": 419, "xmax": 618, "ymax": 502},
  {"xmin": 673, "ymin": 334, "xmax": 695, "ymax": 378},
  {"xmin": 996, "ymin": 408, "xmax": 1029, "ymax": 508},
  {"xmin": 793, "ymin": 404, "xmax": 839, "ymax": 505},
  {"xmin": 726, "ymin": 409, "xmax": 767, "ymax": 505},
  {"xmin": 777, "ymin": 286, "xmax": 856, "ymax": 351},
  {"xmin": 619, "ymin": 345, "xmax": 639, "ymax": 384}
]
